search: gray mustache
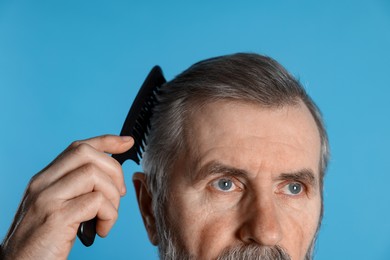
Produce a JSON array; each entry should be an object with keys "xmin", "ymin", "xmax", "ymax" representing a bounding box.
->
[{"xmin": 216, "ymin": 244, "xmax": 291, "ymax": 260}]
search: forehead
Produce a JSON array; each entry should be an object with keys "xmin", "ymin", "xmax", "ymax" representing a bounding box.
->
[{"xmin": 185, "ymin": 100, "xmax": 321, "ymax": 176}]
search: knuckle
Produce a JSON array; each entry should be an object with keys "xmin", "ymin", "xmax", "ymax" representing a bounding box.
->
[
  {"xmin": 32, "ymin": 190, "xmax": 50, "ymax": 212},
  {"xmin": 69, "ymin": 140, "xmax": 81, "ymax": 149},
  {"xmin": 82, "ymin": 162, "xmax": 96, "ymax": 174},
  {"xmin": 80, "ymin": 163, "xmax": 99, "ymax": 179},
  {"xmin": 27, "ymin": 175, "xmax": 42, "ymax": 194},
  {"xmin": 71, "ymin": 196, "xmax": 93, "ymax": 218},
  {"xmin": 34, "ymin": 193, "xmax": 46, "ymax": 207},
  {"xmin": 93, "ymin": 191, "xmax": 105, "ymax": 203},
  {"xmin": 72, "ymin": 143, "xmax": 93, "ymax": 157},
  {"xmin": 110, "ymin": 157, "xmax": 123, "ymax": 175},
  {"xmin": 78, "ymin": 192, "xmax": 104, "ymax": 216}
]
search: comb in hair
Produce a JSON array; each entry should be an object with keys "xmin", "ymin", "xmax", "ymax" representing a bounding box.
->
[
  {"xmin": 77, "ymin": 66, "xmax": 166, "ymax": 247},
  {"xmin": 113, "ymin": 66, "xmax": 166, "ymax": 164}
]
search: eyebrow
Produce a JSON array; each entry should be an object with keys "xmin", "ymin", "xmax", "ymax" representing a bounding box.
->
[
  {"xmin": 193, "ymin": 161, "xmax": 318, "ymax": 188},
  {"xmin": 276, "ymin": 169, "xmax": 317, "ymax": 188},
  {"xmin": 193, "ymin": 161, "xmax": 249, "ymax": 182}
]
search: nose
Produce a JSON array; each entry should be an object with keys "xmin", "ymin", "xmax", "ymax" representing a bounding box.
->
[{"xmin": 238, "ymin": 197, "xmax": 283, "ymax": 246}]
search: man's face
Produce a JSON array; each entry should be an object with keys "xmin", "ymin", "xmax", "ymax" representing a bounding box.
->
[{"xmin": 163, "ymin": 100, "xmax": 322, "ymax": 260}]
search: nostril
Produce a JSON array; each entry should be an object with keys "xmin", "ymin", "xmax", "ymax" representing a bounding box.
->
[
  {"xmin": 237, "ymin": 210, "xmax": 283, "ymax": 247},
  {"xmin": 247, "ymin": 238, "xmax": 258, "ymax": 245}
]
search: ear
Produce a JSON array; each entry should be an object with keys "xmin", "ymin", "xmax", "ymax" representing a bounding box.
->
[{"xmin": 132, "ymin": 172, "xmax": 158, "ymax": 245}]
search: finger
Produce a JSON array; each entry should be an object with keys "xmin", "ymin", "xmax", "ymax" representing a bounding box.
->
[
  {"xmin": 41, "ymin": 163, "xmax": 121, "ymax": 211},
  {"xmin": 37, "ymin": 142, "xmax": 128, "ymax": 195},
  {"xmin": 63, "ymin": 191, "xmax": 118, "ymax": 237},
  {"xmin": 77, "ymin": 134, "xmax": 134, "ymax": 154}
]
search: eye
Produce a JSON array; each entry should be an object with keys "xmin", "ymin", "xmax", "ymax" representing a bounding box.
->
[
  {"xmin": 210, "ymin": 178, "xmax": 241, "ymax": 192},
  {"xmin": 281, "ymin": 182, "xmax": 304, "ymax": 196}
]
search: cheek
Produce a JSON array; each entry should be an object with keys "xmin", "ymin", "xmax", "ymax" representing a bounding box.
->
[
  {"xmin": 167, "ymin": 191, "xmax": 241, "ymax": 259},
  {"xmin": 281, "ymin": 197, "xmax": 321, "ymax": 259}
]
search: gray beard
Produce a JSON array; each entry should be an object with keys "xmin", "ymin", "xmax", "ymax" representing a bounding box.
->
[
  {"xmin": 216, "ymin": 244, "xmax": 291, "ymax": 260},
  {"xmin": 157, "ymin": 222, "xmax": 315, "ymax": 260},
  {"xmin": 156, "ymin": 222, "xmax": 314, "ymax": 260},
  {"xmin": 154, "ymin": 203, "xmax": 316, "ymax": 260},
  {"xmin": 160, "ymin": 238, "xmax": 292, "ymax": 260}
]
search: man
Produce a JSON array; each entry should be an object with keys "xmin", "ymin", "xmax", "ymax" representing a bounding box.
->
[{"xmin": 0, "ymin": 53, "xmax": 329, "ymax": 259}]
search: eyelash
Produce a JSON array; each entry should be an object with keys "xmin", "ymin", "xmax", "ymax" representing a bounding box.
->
[
  {"xmin": 277, "ymin": 181, "xmax": 307, "ymax": 198},
  {"xmin": 209, "ymin": 176, "xmax": 244, "ymax": 193}
]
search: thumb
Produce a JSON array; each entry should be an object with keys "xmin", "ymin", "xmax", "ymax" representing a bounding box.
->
[{"xmin": 82, "ymin": 135, "xmax": 134, "ymax": 154}]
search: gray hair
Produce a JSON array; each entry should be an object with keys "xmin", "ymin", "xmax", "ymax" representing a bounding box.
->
[{"xmin": 142, "ymin": 53, "xmax": 329, "ymax": 252}]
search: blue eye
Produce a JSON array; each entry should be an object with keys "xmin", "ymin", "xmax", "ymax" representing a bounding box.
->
[
  {"xmin": 210, "ymin": 178, "xmax": 238, "ymax": 192},
  {"xmin": 210, "ymin": 177, "xmax": 243, "ymax": 193},
  {"xmin": 217, "ymin": 179, "xmax": 233, "ymax": 191},
  {"xmin": 287, "ymin": 183, "xmax": 302, "ymax": 195}
]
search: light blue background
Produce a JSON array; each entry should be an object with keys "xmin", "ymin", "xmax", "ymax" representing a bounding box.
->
[{"xmin": 1, "ymin": 1, "xmax": 389, "ymax": 259}]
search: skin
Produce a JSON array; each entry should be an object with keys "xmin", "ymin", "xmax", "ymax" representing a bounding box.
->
[
  {"xmin": 134, "ymin": 100, "xmax": 322, "ymax": 260},
  {"xmin": 1, "ymin": 135, "xmax": 133, "ymax": 260}
]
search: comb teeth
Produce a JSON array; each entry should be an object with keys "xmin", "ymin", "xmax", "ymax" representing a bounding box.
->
[
  {"xmin": 112, "ymin": 66, "xmax": 166, "ymax": 165},
  {"xmin": 133, "ymin": 92, "xmax": 158, "ymax": 159}
]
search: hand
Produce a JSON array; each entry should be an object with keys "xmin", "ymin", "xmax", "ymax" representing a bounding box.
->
[{"xmin": 0, "ymin": 135, "xmax": 134, "ymax": 260}]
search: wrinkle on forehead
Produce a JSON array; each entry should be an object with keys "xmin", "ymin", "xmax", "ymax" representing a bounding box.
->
[{"xmin": 183, "ymin": 100, "xmax": 321, "ymax": 180}]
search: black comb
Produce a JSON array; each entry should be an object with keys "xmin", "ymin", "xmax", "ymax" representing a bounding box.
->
[{"xmin": 77, "ymin": 66, "xmax": 166, "ymax": 247}]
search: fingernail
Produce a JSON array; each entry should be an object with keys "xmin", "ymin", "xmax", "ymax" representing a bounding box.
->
[{"xmin": 121, "ymin": 136, "xmax": 133, "ymax": 142}]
